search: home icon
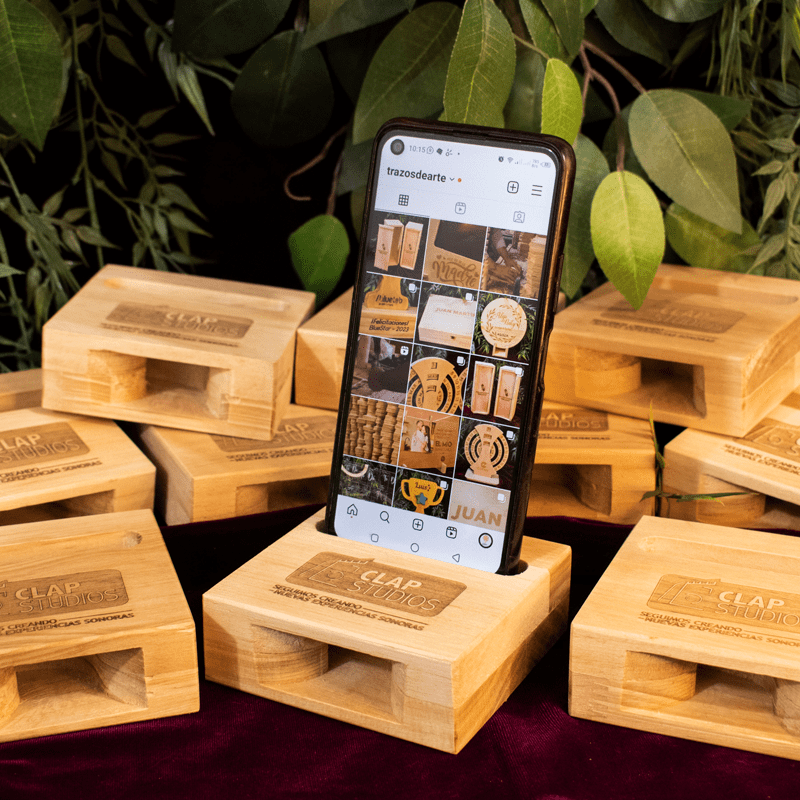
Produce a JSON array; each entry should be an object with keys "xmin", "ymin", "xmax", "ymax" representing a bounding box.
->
[{"xmin": 346, "ymin": 504, "xmax": 358, "ymax": 517}]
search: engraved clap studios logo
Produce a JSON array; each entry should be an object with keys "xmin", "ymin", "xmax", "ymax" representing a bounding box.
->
[
  {"xmin": 287, "ymin": 552, "xmax": 466, "ymax": 617},
  {"xmin": 0, "ymin": 422, "xmax": 90, "ymax": 468},
  {"xmin": 106, "ymin": 302, "xmax": 253, "ymax": 339},
  {"xmin": 649, "ymin": 575, "xmax": 800, "ymax": 633},
  {"xmin": 0, "ymin": 570, "xmax": 128, "ymax": 625}
]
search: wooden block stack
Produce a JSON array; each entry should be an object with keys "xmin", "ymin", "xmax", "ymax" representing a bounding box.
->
[{"xmin": 544, "ymin": 264, "xmax": 800, "ymax": 527}]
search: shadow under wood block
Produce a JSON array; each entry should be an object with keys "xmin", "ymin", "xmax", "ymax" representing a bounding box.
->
[
  {"xmin": 0, "ymin": 510, "xmax": 198, "ymax": 742},
  {"xmin": 545, "ymin": 264, "xmax": 800, "ymax": 437},
  {"xmin": 42, "ymin": 264, "xmax": 315, "ymax": 440},
  {"xmin": 571, "ymin": 515, "xmax": 800, "ymax": 760}
]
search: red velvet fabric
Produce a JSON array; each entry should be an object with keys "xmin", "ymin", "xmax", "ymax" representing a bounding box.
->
[{"xmin": 1, "ymin": 506, "xmax": 799, "ymax": 799}]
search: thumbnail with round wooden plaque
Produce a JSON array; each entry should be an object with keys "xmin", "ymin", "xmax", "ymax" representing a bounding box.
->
[
  {"xmin": 480, "ymin": 297, "xmax": 527, "ymax": 358},
  {"xmin": 465, "ymin": 423, "xmax": 508, "ymax": 485}
]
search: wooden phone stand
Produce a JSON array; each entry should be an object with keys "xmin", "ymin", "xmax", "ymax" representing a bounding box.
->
[
  {"xmin": 570, "ymin": 515, "xmax": 800, "ymax": 760},
  {"xmin": 0, "ymin": 510, "xmax": 198, "ymax": 742},
  {"xmin": 545, "ymin": 264, "xmax": 800, "ymax": 437},
  {"xmin": 203, "ymin": 509, "xmax": 570, "ymax": 753},
  {"xmin": 661, "ymin": 389, "xmax": 800, "ymax": 529}
]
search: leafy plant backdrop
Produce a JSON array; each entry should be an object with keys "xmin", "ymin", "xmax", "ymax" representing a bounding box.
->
[{"xmin": 1, "ymin": 0, "xmax": 799, "ymax": 372}]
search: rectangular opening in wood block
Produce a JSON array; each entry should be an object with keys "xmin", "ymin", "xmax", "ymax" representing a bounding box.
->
[
  {"xmin": 0, "ymin": 490, "xmax": 115, "ymax": 527},
  {"xmin": 235, "ymin": 477, "xmax": 330, "ymax": 516},
  {"xmin": 622, "ymin": 650, "xmax": 800, "ymax": 739},
  {"xmin": 574, "ymin": 349, "xmax": 706, "ymax": 420},
  {"xmin": 0, "ymin": 648, "xmax": 146, "ymax": 731},
  {"xmin": 88, "ymin": 349, "xmax": 231, "ymax": 419},
  {"xmin": 530, "ymin": 463, "xmax": 612, "ymax": 515},
  {"xmin": 252, "ymin": 625, "xmax": 404, "ymax": 723}
]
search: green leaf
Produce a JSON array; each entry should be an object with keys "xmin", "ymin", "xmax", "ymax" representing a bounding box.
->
[
  {"xmin": 590, "ymin": 170, "xmax": 664, "ymax": 309},
  {"xmin": 352, "ymin": 3, "xmax": 459, "ymax": 145},
  {"xmin": 337, "ymin": 136, "xmax": 372, "ymax": 196},
  {"xmin": 232, "ymin": 30, "xmax": 334, "ymax": 148},
  {"xmin": 0, "ymin": 0, "xmax": 66, "ymax": 149},
  {"xmin": 176, "ymin": 63, "xmax": 214, "ymax": 135},
  {"xmin": 0, "ymin": 264, "xmax": 22, "ymax": 278},
  {"xmin": 540, "ymin": 0, "xmax": 583, "ymax": 57},
  {"xmin": 629, "ymin": 89, "xmax": 742, "ymax": 233},
  {"xmin": 172, "ymin": 0, "xmax": 292, "ymax": 58},
  {"xmin": 594, "ymin": 0, "xmax": 671, "ymax": 67},
  {"xmin": 665, "ymin": 204, "xmax": 760, "ymax": 273},
  {"xmin": 304, "ymin": 0, "xmax": 413, "ymax": 49},
  {"xmin": 540, "ymin": 58, "xmax": 582, "ymax": 144},
  {"xmin": 288, "ymin": 215, "xmax": 350, "ymax": 305},
  {"xmin": 442, "ymin": 0, "xmax": 516, "ymax": 128},
  {"xmin": 640, "ymin": 0, "xmax": 725, "ymax": 22},
  {"xmin": 562, "ymin": 134, "xmax": 609, "ymax": 297},
  {"xmin": 107, "ymin": 34, "xmax": 142, "ymax": 72},
  {"xmin": 518, "ymin": 0, "xmax": 568, "ymax": 59},
  {"xmin": 681, "ymin": 89, "xmax": 751, "ymax": 131},
  {"xmin": 503, "ymin": 47, "xmax": 546, "ymax": 134},
  {"xmin": 76, "ymin": 226, "xmax": 118, "ymax": 247}
]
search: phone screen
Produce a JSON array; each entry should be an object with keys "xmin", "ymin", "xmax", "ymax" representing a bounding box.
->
[{"xmin": 327, "ymin": 121, "xmax": 573, "ymax": 573}]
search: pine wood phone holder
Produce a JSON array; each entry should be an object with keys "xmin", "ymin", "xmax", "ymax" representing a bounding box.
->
[
  {"xmin": 528, "ymin": 401, "xmax": 655, "ymax": 524},
  {"xmin": 0, "ymin": 509, "xmax": 198, "ymax": 742},
  {"xmin": 0, "ymin": 369, "xmax": 42, "ymax": 412},
  {"xmin": 41, "ymin": 265, "xmax": 315, "ymax": 440},
  {"xmin": 545, "ymin": 265, "xmax": 800, "ymax": 437},
  {"xmin": 0, "ymin": 407, "xmax": 155, "ymax": 527},
  {"xmin": 137, "ymin": 404, "xmax": 336, "ymax": 525},
  {"xmin": 570, "ymin": 515, "xmax": 800, "ymax": 760},
  {"xmin": 203, "ymin": 509, "xmax": 571, "ymax": 753},
  {"xmin": 661, "ymin": 390, "xmax": 800, "ymax": 530}
]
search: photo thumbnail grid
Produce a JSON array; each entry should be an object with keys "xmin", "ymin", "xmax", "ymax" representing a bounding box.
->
[{"xmin": 338, "ymin": 209, "xmax": 548, "ymax": 531}]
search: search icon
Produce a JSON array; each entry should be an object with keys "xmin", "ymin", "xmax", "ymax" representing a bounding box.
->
[{"xmin": 380, "ymin": 511, "xmax": 390, "ymax": 523}]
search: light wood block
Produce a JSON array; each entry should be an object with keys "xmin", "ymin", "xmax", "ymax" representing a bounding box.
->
[
  {"xmin": 0, "ymin": 510, "xmax": 198, "ymax": 742},
  {"xmin": 528, "ymin": 402, "xmax": 655, "ymax": 523},
  {"xmin": 661, "ymin": 390, "xmax": 800, "ymax": 529},
  {"xmin": 545, "ymin": 265, "xmax": 800, "ymax": 437},
  {"xmin": 0, "ymin": 407, "xmax": 154, "ymax": 527},
  {"xmin": 0, "ymin": 369, "xmax": 42, "ymax": 412},
  {"xmin": 137, "ymin": 405, "xmax": 337, "ymax": 525},
  {"xmin": 42, "ymin": 265, "xmax": 315, "ymax": 439},
  {"xmin": 570, "ymin": 515, "xmax": 800, "ymax": 760},
  {"xmin": 294, "ymin": 289, "xmax": 352, "ymax": 410},
  {"xmin": 204, "ymin": 508, "xmax": 570, "ymax": 753}
]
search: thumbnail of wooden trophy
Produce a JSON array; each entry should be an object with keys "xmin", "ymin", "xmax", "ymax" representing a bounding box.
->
[
  {"xmin": 401, "ymin": 476, "xmax": 446, "ymax": 513},
  {"xmin": 465, "ymin": 424, "xmax": 509, "ymax": 485},
  {"xmin": 407, "ymin": 357, "xmax": 464, "ymax": 414},
  {"xmin": 359, "ymin": 276, "xmax": 417, "ymax": 339},
  {"xmin": 480, "ymin": 297, "xmax": 527, "ymax": 358}
]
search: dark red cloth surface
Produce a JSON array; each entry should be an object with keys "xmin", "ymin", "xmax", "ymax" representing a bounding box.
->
[{"xmin": 2, "ymin": 505, "xmax": 799, "ymax": 800}]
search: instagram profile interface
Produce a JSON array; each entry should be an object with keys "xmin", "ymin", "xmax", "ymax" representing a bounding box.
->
[{"xmin": 334, "ymin": 131, "xmax": 561, "ymax": 572}]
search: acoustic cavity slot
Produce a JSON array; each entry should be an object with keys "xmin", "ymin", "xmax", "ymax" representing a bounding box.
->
[
  {"xmin": 251, "ymin": 625, "xmax": 405, "ymax": 723},
  {"xmin": 0, "ymin": 491, "xmax": 115, "ymax": 527},
  {"xmin": 530, "ymin": 463, "xmax": 612, "ymax": 516},
  {"xmin": 0, "ymin": 649, "xmax": 146, "ymax": 731},
  {"xmin": 88, "ymin": 350, "xmax": 231, "ymax": 420},
  {"xmin": 235, "ymin": 478, "xmax": 329, "ymax": 517},
  {"xmin": 574, "ymin": 348, "xmax": 706, "ymax": 420},
  {"xmin": 622, "ymin": 651, "xmax": 800, "ymax": 738}
]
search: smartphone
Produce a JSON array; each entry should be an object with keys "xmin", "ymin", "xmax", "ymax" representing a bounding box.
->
[{"xmin": 325, "ymin": 118, "xmax": 574, "ymax": 574}]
